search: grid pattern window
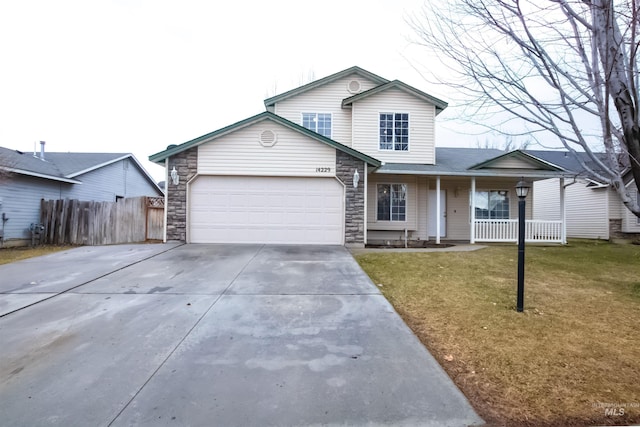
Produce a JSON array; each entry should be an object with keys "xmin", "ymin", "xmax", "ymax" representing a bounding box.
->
[
  {"xmin": 302, "ymin": 113, "xmax": 332, "ymax": 138},
  {"xmin": 377, "ymin": 184, "xmax": 407, "ymax": 221},
  {"xmin": 379, "ymin": 113, "xmax": 409, "ymax": 151},
  {"xmin": 474, "ymin": 190, "xmax": 510, "ymax": 219}
]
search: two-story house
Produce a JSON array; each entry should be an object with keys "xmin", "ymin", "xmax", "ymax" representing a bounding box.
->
[{"xmin": 150, "ymin": 66, "xmax": 569, "ymax": 247}]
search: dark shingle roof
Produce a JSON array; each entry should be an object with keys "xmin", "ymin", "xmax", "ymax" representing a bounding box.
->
[
  {"xmin": 0, "ymin": 147, "xmax": 151, "ymax": 184},
  {"xmin": 44, "ymin": 152, "xmax": 129, "ymax": 177},
  {"xmin": 376, "ymin": 148, "xmax": 569, "ymax": 179},
  {"xmin": 0, "ymin": 146, "xmax": 68, "ymax": 180},
  {"xmin": 524, "ymin": 150, "xmax": 614, "ymax": 183}
]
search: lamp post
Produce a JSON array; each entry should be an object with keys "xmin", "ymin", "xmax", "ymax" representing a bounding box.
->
[{"xmin": 515, "ymin": 179, "xmax": 531, "ymax": 313}]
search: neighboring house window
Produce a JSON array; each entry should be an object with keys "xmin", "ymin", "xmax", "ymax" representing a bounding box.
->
[
  {"xmin": 377, "ymin": 184, "xmax": 407, "ymax": 221},
  {"xmin": 302, "ymin": 113, "xmax": 332, "ymax": 138},
  {"xmin": 474, "ymin": 190, "xmax": 510, "ymax": 219},
  {"xmin": 379, "ymin": 113, "xmax": 409, "ymax": 151}
]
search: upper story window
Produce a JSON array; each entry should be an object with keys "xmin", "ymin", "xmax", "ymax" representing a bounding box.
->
[
  {"xmin": 377, "ymin": 184, "xmax": 407, "ymax": 221},
  {"xmin": 474, "ymin": 190, "xmax": 510, "ymax": 219},
  {"xmin": 302, "ymin": 113, "xmax": 332, "ymax": 138},
  {"xmin": 379, "ymin": 113, "xmax": 409, "ymax": 151}
]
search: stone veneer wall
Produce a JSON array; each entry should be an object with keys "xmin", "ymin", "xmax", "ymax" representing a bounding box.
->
[
  {"xmin": 336, "ymin": 151, "xmax": 365, "ymax": 247},
  {"xmin": 609, "ymin": 219, "xmax": 623, "ymax": 239},
  {"xmin": 609, "ymin": 218, "xmax": 640, "ymax": 241},
  {"xmin": 166, "ymin": 147, "xmax": 198, "ymax": 241}
]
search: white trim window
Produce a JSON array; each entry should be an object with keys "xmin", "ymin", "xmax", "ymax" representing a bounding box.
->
[
  {"xmin": 302, "ymin": 113, "xmax": 332, "ymax": 138},
  {"xmin": 474, "ymin": 190, "xmax": 510, "ymax": 219},
  {"xmin": 379, "ymin": 113, "xmax": 409, "ymax": 151},
  {"xmin": 377, "ymin": 184, "xmax": 407, "ymax": 221}
]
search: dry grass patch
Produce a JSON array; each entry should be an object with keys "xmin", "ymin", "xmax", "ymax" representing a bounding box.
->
[
  {"xmin": 356, "ymin": 241, "xmax": 640, "ymax": 426},
  {"xmin": 0, "ymin": 245, "xmax": 70, "ymax": 265}
]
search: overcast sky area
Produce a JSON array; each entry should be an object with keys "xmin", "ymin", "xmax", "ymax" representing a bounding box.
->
[{"xmin": 0, "ymin": 0, "xmax": 547, "ymax": 182}]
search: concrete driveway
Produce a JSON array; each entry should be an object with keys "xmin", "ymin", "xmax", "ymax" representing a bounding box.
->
[{"xmin": 0, "ymin": 244, "xmax": 483, "ymax": 427}]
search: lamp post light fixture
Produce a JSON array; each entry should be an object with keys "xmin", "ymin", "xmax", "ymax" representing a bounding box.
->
[{"xmin": 515, "ymin": 179, "xmax": 531, "ymax": 312}]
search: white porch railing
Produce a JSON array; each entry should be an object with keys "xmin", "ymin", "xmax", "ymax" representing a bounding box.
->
[{"xmin": 474, "ymin": 220, "xmax": 563, "ymax": 243}]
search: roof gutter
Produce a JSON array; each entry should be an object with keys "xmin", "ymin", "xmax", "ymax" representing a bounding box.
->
[{"xmin": 2, "ymin": 167, "xmax": 82, "ymax": 184}]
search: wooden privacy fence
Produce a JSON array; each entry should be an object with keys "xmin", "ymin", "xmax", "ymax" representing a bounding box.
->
[{"xmin": 40, "ymin": 196, "xmax": 164, "ymax": 245}]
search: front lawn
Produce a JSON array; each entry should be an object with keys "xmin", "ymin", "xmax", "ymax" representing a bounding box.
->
[
  {"xmin": 355, "ymin": 241, "xmax": 640, "ymax": 426},
  {"xmin": 0, "ymin": 245, "xmax": 69, "ymax": 265}
]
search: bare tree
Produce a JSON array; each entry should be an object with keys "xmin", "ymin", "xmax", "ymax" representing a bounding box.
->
[
  {"xmin": 476, "ymin": 134, "xmax": 532, "ymax": 151},
  {"xmin": 410, "ymin": 0, "xmax": 640, "ymax": 216}
]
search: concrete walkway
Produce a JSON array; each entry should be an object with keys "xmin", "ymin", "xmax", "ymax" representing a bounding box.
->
[{"xmin": 0, "ymin": 244, "xmax": 483, "ymax": 427}]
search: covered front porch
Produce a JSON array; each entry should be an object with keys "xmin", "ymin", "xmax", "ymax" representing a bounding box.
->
[{"xmin": 366, "ymin": 165, "xmax": 569, "ymax": 246}]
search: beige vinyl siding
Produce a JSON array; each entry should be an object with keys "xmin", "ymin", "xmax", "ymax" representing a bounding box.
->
[
  {"xmin": 273, "ymin": 74, "xmax": 380, "ymax": 146},
  {"xmin": 622, "ymin": 186, "xmax": 640, "ymax": 232},
  {"xmin": 367, "ymin": 174, "xmax": 418, "ymax": 231},
  {"xmin": 535, "ymin": 178, "xmax": 609, "ymax": 239},
  {"xmin": 489, "ymin": 157, "xmax": 543, "ymax": 169},
  {"xmin": 352, "ymin": 88, "xmax": 436, "ymax": 164},
  {"xmin": 566, "ymin": 185, "xmax": 609, "ymax": 239},
  {"xmin": 533, "ymin": 178, "xmax": 561, "ymax": 220},
  {"xmin": 415, "ymin": 177, "xmax": 428, "ymax": 239},
  {"xmin": 197, "ymin": 122, "xmax": 336, "ymax": 177},
  {"xmin": 608, "ymin": 187, "xmax": 623, "ymax": 219}
]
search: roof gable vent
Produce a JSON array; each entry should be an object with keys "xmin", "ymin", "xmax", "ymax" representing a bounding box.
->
[
  {"xmin": 347, "ymin": 79, "xmax": 362, "ymax": 94},
  {"xmin": 259, "ymin": 129, "xmax": 277, "ymax": 147}
]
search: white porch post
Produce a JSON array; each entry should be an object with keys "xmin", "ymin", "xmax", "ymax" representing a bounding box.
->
[
  {"xmin": 470, "ymin": 177, "xmax": 476, "ymax": 244},
  {"xmin": 436, "ymin": 176, "xmax": 441, "ymax": 244},
  {"xmin": 560, "ymin": 177, "xmax": 566, "ymax": 244}
]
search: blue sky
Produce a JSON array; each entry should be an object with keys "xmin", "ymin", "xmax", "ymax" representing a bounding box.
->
[{"xmin": 0, "ymin": 0, "xmax": 508, "ymax": 182}]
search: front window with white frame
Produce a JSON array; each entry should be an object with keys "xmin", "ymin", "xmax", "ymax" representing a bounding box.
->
[
  {"xmin": 379, "ymin": 113, "xmax": 409, "ymax": 151},
  {"xmin": 474, "ymin": 190, "xmax": 510, "ymax": 219},
  {"xmin": 377, "ymin": 184, "xmax": 407, "ymax": 221},
  {"xmin": 302, "ymin": 113, "xmax": 332, "ymax": 138}
]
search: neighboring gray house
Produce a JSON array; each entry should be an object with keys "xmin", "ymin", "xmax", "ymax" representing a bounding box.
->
[
  {"xmin": 0, "ymin": 143, "xmax": 163, "ymax": 246},
  {"xmin": 530, "ymin": 150, "xmax": 640, "ymax": 240}
]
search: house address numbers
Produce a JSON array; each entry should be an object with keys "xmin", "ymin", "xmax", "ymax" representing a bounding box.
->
[{"xmin": 316, "ymin": 167, "xmax": 331, "ymax": 173}]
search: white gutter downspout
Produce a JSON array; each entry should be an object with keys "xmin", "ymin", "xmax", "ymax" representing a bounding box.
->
[
  {"xmin": 470, "ymin": 177, "xmax": 476, "ymax": 244},
  {"xmin": 561, "ymin": 177, "xmax": 578, "ymax": 245}
]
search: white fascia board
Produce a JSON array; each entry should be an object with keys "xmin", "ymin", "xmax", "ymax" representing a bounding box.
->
[{"xmin": 2, "ymin": 167, "xmax": 82, "ymax": 184}]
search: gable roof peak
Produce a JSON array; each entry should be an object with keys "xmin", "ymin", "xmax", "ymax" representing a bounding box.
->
[
  {"xmin": 342, "ymin": 79, "xmax": 448, "ymax": 115},
  {"xmin": 263, "ymin": 66, "xmax": 389, "ymax": 107},
  {"xmin": 148, "ymin": 111, "xmax": 381, "ymax": 167}
]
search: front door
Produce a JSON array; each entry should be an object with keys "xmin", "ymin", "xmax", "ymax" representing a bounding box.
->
[{"xmin": 428, "ymin": 190, "xmax": 446, "ymax": 237}]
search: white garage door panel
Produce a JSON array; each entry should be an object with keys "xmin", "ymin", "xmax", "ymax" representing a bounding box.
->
[{"xmin": 189, "ymin": 176, "xmax": 344, "ymax": 244}]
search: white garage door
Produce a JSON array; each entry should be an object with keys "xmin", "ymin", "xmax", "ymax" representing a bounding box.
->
[{"xmin": 189, "ymin": 176, "xmax": 344, "ymax": 244}]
